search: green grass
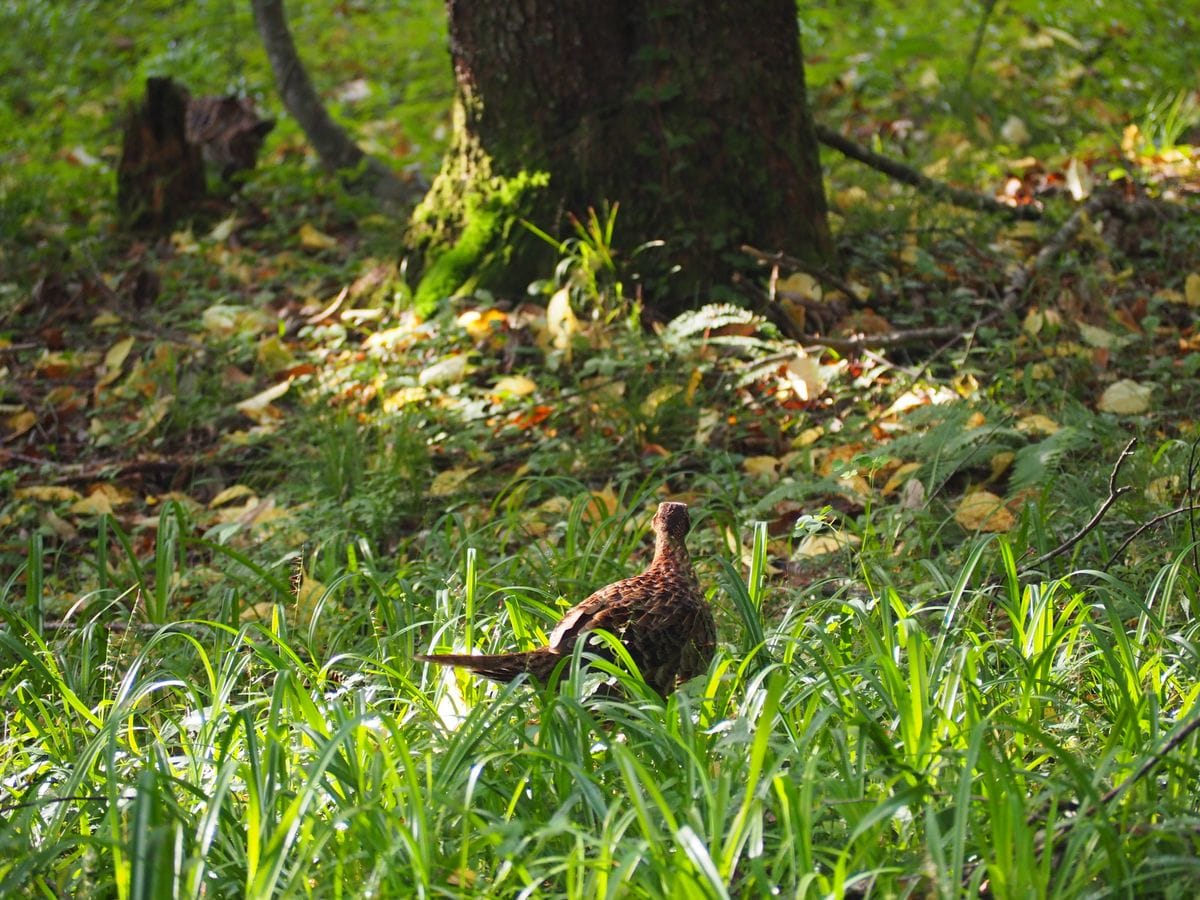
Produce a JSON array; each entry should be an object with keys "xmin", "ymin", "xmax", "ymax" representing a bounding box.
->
[
  {"xmin": 4, "ymin": 0, "xmax": 1200, "ymax": 895},
  {"xmin": 4, "ymin": 515, "xmax": 1200, "ymax": 895}
]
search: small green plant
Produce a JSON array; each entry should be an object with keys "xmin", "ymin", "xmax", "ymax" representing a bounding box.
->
[{"xmin": 1138, "ymin": 89, "xmax": 1200, "ymax": 154}]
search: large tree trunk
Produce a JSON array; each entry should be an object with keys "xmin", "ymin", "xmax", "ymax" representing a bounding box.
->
[{"xmin": 409, "ymin": 0, "xmax": 833, "ymax": 316}]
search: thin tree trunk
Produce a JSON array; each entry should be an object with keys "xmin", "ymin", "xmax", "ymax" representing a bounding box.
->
[{"xmin": 251, "ymin": 0, "xmax": 421, "ymax": 206}]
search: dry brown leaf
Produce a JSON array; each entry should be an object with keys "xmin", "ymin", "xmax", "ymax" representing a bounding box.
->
[
  {"xmin": 584, "ymin": 485, "xmax": 620, "ymax": 522},
  {"xmin": 954, "ymin": 491, "xmax": 1014, "ymax": 532},
  {"xmin": 882, "ymin": 462, "xmax": 921, "ymax": 496},
  {"xmin": 899, "ymin": 477, "xmax": 926, "ymax": 510}
]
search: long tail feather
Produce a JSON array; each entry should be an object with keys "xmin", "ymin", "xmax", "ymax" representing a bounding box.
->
[{"xmin": 415, "ymin": 648, "xmax": 562, "ymax": 683}]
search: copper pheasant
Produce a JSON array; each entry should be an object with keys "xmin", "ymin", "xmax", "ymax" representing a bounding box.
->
[{"xmin": 416, "ymin": 501, "xmax": 715, "ymax": 697}]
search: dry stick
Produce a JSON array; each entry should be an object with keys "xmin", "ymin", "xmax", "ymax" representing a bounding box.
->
[
  {"xmin": 1103, "ymin": 504, "xmax": 1200, "ymax": 572},
  {"xmin": 1019, "ymin": 437, "xmax": 1137, "ymax": 573},
  {"xmin": 815, "ymin": 123, "xmax": 1042, "ymax": 221},
  {"xmin": 784, "ymin": 191, "xmax": 1113, "ymax": 353},
  {"xmin": 1187, "ymin": 438, "xmax": 1200, "ymax": 577}
]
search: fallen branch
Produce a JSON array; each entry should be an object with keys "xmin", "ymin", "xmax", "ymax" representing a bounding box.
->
[
  {"xmin": 989, "ymin": 191, "xmax": 1115, "ymax": 321},
  {"xmin": 815, "ymin": 123, "xmax": 1040, "ymax": 221},
  {"xmin": 801, "ymin": 324, "xmax": 965, "ymax": 354},
  {"xmin": 1019, "ymin": 437, "xmax": 1136, "ymax": 573}
]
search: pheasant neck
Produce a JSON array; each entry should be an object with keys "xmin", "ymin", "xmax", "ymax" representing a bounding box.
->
[{"xmin": 651, "ymin": 536, "xmax": 690, "ymax": 572}]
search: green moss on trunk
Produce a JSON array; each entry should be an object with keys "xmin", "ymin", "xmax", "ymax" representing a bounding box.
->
[{"xmin": 406, "ymin": 0, "xmax": 832, "ymax": 316}]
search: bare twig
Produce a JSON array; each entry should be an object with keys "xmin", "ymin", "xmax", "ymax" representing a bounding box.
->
[
  {"xmin": 815, "ymin": 123, "xmax": 1041, "ymax": 220},
  {"xmin": 801, "ymin": 324, "xmax": 965, "ymax": 353},
  {"xmin": 1019, "ymin": 437, "xmax": 1136, "ymax": 573},
  {"xmin": 1187, "ymin": 438, "xmax": 1200, "ymax": 577},
  {"xmin": 1103, "ymin": 504, "xmax": 1200, "ymax": 571}
]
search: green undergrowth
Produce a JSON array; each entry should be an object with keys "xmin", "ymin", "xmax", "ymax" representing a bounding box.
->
[{"xmin": 4, "ymin": 0, "xmax": 1200, "ymax": 896}]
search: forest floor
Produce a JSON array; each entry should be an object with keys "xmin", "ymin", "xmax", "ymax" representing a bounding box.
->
[{"xmin": 3, "ymin": 1, "xmax": 1200, "ymax": 896}]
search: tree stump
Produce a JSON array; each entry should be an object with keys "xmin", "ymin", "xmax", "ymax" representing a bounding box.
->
[{"xmin": 117, "ymin": 77, "xmax": 206, "ymax": 229}]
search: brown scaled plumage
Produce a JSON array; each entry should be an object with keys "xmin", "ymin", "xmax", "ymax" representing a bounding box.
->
[{"xmin": 416, "ymin": 501, "xmax": 716, "ymax": 697}]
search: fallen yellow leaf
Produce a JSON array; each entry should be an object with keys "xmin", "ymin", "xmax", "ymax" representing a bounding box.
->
[
  {"xmin": 298, "ymin": 222, "xmax": 338, "ymax": 250},
  {"xmin": 491, "ymin": 375, "xmax": 537, "ymax": 398},
  {"xmin": 210, "ymin": 484, "xmax": 257, "ymax": 508},
  {"xmin": 1096, "ymin": 379, "xmax": 1152, "ymax": 414},
  {"xmin": 784, "ymin": 354, "xmax": 824, "ymax": 401},
  {"xmin": 1186, "ymin": 273, "xmax": 1200, "ymax": 308},
  {"xmin": 457, "ymin": 308, "xmax": 508, "ymax": 342},
  {"xmin": 134, "ymin": 395, "xmax": 175, "ymax": 439},
  {"xmin": 89, "ymin": 483, "xmax": 135, "ymax": 507},
  {"xmin": 743, "ymin": 455, "xmax": 780, "ymax": 479},
  {"xmin": 256, "ymin": 335, "xmax": 296, "ymax": 373},
  {"xmin": 585, "ymin": 485, "xmax": 620, "ymax": 522},
  {"xmin": 97, "ymin": 336, "xmax": 135, "ymax": 387},
  {"xmin": 6, "ymin": 409, "xmax": 37, "ymax": 439},
  {"xmin": 15, "ymin": 485, "xmax": 82, "ymax": 503},
  {"xmin": 1017, "ymin": 414, "xmax": 1060, "ymax": 435},
  {"xmin": 418, "ymin": 354, "xmax": 469, "ymax": 387},
  {"xmin": 547, "ymin": 287, "xmax": 579, "ymax": 353},
  {"xmin": 882, "ymin": 462, "xmax": 921, "ymax": 496},
  {"xmin": 71, "ymin": 491, "xmax": 114, "ymax": 517},
  {"xmin": 796, "ymin": 531, "xmax": 860, "ymax": 558},
  {"xmin": 236, "ymin": 381, "xmax": 290, "ymax": 422},
  {"xmin": 777, "ymin": 271, "xmax": 821, "ymax": 302},
  {"xmin": 429, "ymin": 466, "xmax": 478, "ymax": 497},
  {"xmin": 954, "ymin": 491, "xmax": 1014, "ymax": 532}
]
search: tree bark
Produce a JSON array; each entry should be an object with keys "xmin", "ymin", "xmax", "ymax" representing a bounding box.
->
[
  {"xmin": 410, "ymin": 0, "xmax": 833, "ymax": 316},
  {"xmin": 251, "ymin": 0, "xmax": 421, "ymax": 206}
]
